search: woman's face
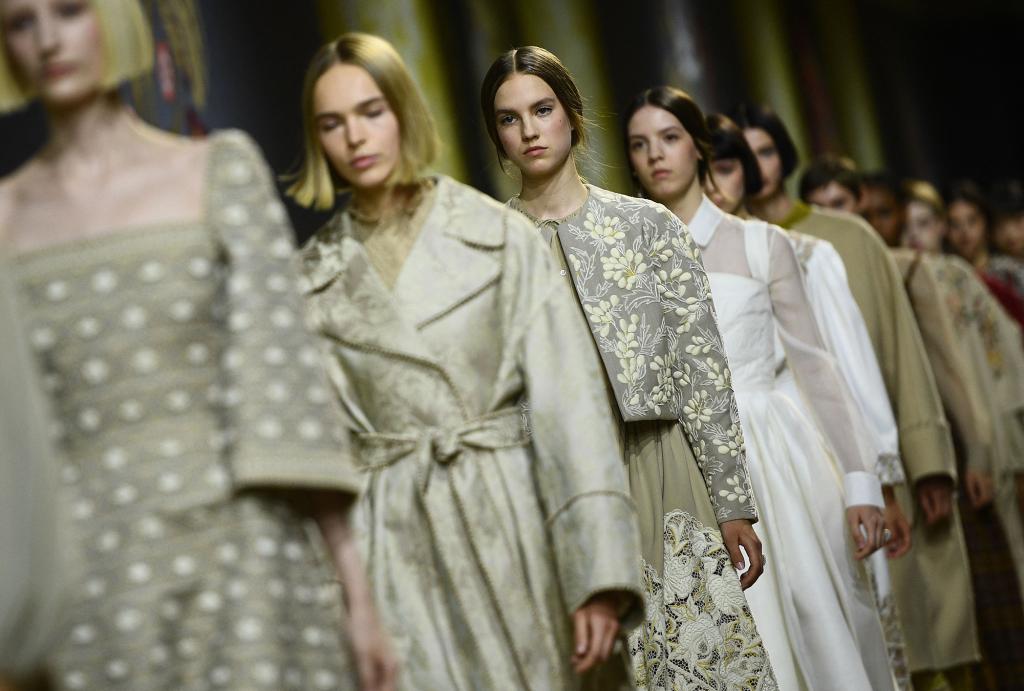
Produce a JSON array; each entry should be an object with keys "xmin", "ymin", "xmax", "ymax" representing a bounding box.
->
[
  {"xmin": 860, "ymin": 185, "xmax": 904, "ymax": 247},
  {"xmin": 313, "ymin": 63, "xmax": 401, "ymax": 194},
  {"xmin": 947, "ymin": 200, "xmax": 987, "ymax": 262},
  {"xmin": 626, "ymin": 104, "xmax": 701, "ymax": 205},
  {"xmin": 743, "ymin": 127, "xmax": 782, "ymax": 200},
  {"xmin": 904, "ymin": 200, "xmax": 946, "ymax": 253},
  {"xmin": 705, "ymin": 157, "xmax": 745, "ymax": 215},
  {"xmin": 993, "ymin": 214, "xmax": 1024, "ymax": 259},
  {"xmin": 1, "ymin": 0, "xmax": 106, "ymax": 109},
  {"xmin": 493, "ymin": 73, "xmax": 574, "ymax": 181}
]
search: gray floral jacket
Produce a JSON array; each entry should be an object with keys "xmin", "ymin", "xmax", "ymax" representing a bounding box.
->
[{"xmin": 511, "ymin": 185, "xmax": 757, "ymax": 524}]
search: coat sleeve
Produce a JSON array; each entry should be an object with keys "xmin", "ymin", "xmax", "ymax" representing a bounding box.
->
[
  {"xmin": 503, "ymin": 209, "xmax": 644, "ymax": 624},
  {"xmin": 208, "ymin": 131, "xmax": 363, "ymax": 496},
  {"xmin": 649, "ymin": 205, "xmax": 759, "ymax": 525},
  {"xmin": 902, "ymin": 255, "xmax": 993, "ymax": 474},
  {"xmin": 0, "ymin": 261, "xmax": 64, "ymax": 677},
  {"xmin": 864, "ymin": 233, "xmax": 957, "ymax": 484}
]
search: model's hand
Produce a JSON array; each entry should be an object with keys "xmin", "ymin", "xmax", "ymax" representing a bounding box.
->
[
  {"xmin": 915, "ymin": 475, "xmax": 954, "ymax": 526},
  {"xmin": 847, "ymin": 505, "xmax": 885, "ymax": 560},
  {"xmin": 309, "ymin": 490, "xmax": 398, "ymax": 691},
  {"xmin": 571, "ymin": 592, "xmax": 625, "ymax": 674},
  {"xmin": 882, "ymin": 487, "xmax": 912, "ymax": 558},
  {"xmin": 348, "ymin": 595, "xmax": 399, "ymax": 691},
  {"xmin": 720, "ymin": 519, "xmax": 764, "ymax": 590},
  {"xmin": 964, "ymin": 469, "xmax": 994, "ymax": 510}
]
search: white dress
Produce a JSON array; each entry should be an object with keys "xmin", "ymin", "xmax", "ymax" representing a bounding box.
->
[
  {"xmin": 777, "ymin": 231, "xmax": 908, "ymax": 689},
  {"xmin": 689, "ymin": 198, "xmax": 895, "ymax": 691}
]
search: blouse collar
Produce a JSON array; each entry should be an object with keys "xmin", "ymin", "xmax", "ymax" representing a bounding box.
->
[{"xmin": 688, "ymin": 195, "xmax": 726, "ymax": 248}]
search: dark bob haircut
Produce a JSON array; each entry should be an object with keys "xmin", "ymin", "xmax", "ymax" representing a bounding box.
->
[
  {"xmin": 798, "ymin": 154, "xmax": 862, "ymax": 203},
  {"xmin": 623, "ymin": 85, "xmax": 713, "ymax": 186},
  {"xmin": 706, "ymin": 113, "xmax": 763, "ymax": 198},
  {"xmin": 730, "ymin": 102, "xmax": 799, "ymax": 180}
]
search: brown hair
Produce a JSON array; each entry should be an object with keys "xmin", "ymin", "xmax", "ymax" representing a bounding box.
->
[
  {"xmin": 287, "ymin": 32, "xmax": 440, "ymax": 210},
  {"xmin": 623, "ymin": 85, "xmax": 713, "ymax": 186},
  {"xmin": 479, "ymin": 46, "xmax": 588, "ymax": 161}
]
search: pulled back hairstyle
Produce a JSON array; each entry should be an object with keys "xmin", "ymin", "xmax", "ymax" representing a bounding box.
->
[
  {"xmin": 288, "ymin": 32, "xmax": 440, "ymax": 210},
  {"xmin": 623, "ymin": 85, "xmax": 713, "ymax": 187},
  {"xmin": 706, "ymin": 112, "xmax": 762, "ymax": 198},
  {"xmin": 798, "ymin": 154, "xmax": 862, "ymax": 203},
  {"xmin": 479, "ymin": 46, "xmax": 588, "ymax": 161},
  {"xmin": 0, "ymin": 0, "xmax": 153, "ymax": 113},
  {"xmin": 903, "ymin": 179, "xmax": 946, "ymax": 217},
  {"xmin": 730, "ymin": 102, "xmax": 799, "ymax": 179}
]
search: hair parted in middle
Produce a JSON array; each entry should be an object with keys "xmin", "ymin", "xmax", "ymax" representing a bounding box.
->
[
  {"xmin": 730, "ymin": 102, "xmax": 800, "ymax": 180},
  {"xmin": 622, "ymin": 85, "xmax": 713, "ymax": 190},
  {"xmin": 479, "ymin": 46, "xmax": 588, "ymax": 161},
  {"xmin": 287, "ymin": 32, "xmax": 440, "ymax": 211}
]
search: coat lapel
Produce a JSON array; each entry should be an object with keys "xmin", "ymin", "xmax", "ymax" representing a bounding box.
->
[
  {"xmin": 299, "ymin": 213, "xmax": 438, "ymax": 364},
  {"xmin": 299, "ymin": 177, "xmax": 503, "ymax": 367},
  {"xmin": 392, "ymin": 177, "xmax": 503, "ymax": 329}
]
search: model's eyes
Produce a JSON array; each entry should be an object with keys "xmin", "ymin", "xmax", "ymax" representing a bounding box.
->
[
  {"xmin": 56, "ymin": 0, "xmax": 88, "ymax": 18},
  {"xmin": 365, "ymin": 108, "xmax": 384, "ymax": 119},
  {"xmin": 4, "ymin": 10, "xmax": 36, "ymax": 33},
  {"xmin": 536, "ymin": 105, "xmax": 552, "ymax": 117},
  {"xmin": 664, "ymin": 133, "xmax": 679, "ymax": 142},
  {"xmin": 318, "ymin": 117, "xmax": 341, "ymax": 133},
  {"xmin": 629, "ymin": 140, "xmax": 646, "ymax": 152},
  {"xmin": 498, "ymin": 114, "xmax": 517, "ymax": 126},
  {"xmin": 757, "ymin": 145, "xmax": 777, "ymax": 158}
]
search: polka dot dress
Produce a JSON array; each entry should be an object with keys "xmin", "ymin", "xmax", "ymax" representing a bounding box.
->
[{"xmin": 14, "ymin": 132, "xmax": 361, "ymax": 690}]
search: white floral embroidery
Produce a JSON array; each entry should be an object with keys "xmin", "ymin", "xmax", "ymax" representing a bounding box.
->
[{"xmin": 510, "ymin": 187, "xmax": 757, "ymax": 524}]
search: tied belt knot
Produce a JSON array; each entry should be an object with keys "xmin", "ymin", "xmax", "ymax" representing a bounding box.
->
[
  {"xmin": 353, "ymin": 406, "xmax": 528, "ymax": 475},
  {"xmin": 430, "ymin": 427, "xmax": 463, "ymax": 463},
  {"xmin": 353, "ymin": 407, "xmax": 563, "ymax": 687}
]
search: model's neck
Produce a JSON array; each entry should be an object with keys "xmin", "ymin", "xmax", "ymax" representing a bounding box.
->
[
  {"xmin": 748, "ymin": 186, "xmax": 794, "ymax": 224},
  {"xmin": 43, "ymin": 93, "xmax": 139, "ymax": 164},
  {"xmin": 517, "ymin": 156, "xmax": 588, "ymax": 221},
  {"xmin": 659, "ymin": 176, "xmax": 705, "ymax": 225},
  {"xmin": 351, "ymin": 181, "xmax": 421, "ymax": 221}
]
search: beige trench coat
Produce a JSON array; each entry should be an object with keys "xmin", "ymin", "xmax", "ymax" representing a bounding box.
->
[{"xmin": 300, "ymin": 176, "xmax": 644, "ymax": 691}]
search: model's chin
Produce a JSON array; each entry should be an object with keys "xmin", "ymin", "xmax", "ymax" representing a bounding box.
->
[{"xmin": 39, "ymin": 81, "xmax": 105, "ymax": 111}]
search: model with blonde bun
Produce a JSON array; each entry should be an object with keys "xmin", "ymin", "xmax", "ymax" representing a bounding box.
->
[
  {"xmin": 0, "ymin": 1, "xmax": 393, "ymax": 689},
  {"xmin": 293, "ymin": 32, "xmax": 644, "ymax": 691}
]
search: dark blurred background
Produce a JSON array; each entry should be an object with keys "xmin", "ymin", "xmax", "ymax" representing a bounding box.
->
[{"xmin": 2, "ymin": 0, "xmax": 1022, "ymax": 242}]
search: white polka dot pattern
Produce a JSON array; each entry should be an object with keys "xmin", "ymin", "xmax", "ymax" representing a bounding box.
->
[{"xmin": 15, "ymin": 131, "xmax": 358, "ymax": 689}]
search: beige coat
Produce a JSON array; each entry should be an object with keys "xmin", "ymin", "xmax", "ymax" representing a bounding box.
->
[
  {"xmin": 781, "ymin": 203, "xmax": 980, "ymax": 672},
  {"xmin": 300, "ymin": 176, "xmax": 644, "ymax": 691}
]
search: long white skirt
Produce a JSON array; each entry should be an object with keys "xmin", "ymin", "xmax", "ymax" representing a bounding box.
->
[{"xmin": 737, "ymin": 385, "xmax": 896, "ymax": 691}]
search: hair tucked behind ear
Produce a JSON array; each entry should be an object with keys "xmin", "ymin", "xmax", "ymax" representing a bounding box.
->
[{"xmin": 479, "ymin": 46, "xmax": 588, "ymax": 162}]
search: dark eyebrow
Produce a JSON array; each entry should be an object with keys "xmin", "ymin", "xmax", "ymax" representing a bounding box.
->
[{"xmin": 495, "ymin": 97, "xmax": 555, "ymax": 117}]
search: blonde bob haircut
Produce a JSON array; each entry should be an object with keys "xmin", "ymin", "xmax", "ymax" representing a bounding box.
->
[
  {"xmin": 287, "ymin": 32, "xmax": 440, "ymax": 211},
  {"xmin": 0, "ymin": 0, "xmax": 154, "ymax": 113}
]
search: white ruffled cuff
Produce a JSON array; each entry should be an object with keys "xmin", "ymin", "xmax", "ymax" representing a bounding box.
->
[{"xmin": 844, "ymin": 471, "xmax": 884, "ymax": 509}]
